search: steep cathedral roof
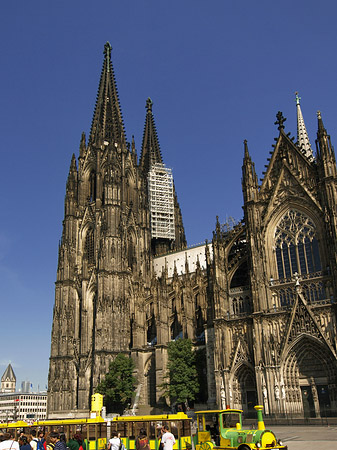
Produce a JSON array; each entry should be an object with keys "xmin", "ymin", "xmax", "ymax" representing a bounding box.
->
[
  {"xmin": 296, "ymin": 92, "xmax": 314, "ymax": 161},
  {"xmin": 139, "ymin": 98, "xmax": 163, "ymax": 173},
  {"xmin": 89, "ymin": 42, "xmax": 126, "ymax": 146},
  {"xmin": 1, "ymin": 363, "xmax": 16, "ymax": 382}
]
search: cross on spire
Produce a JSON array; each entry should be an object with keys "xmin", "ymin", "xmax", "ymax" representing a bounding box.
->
[
  {"xmin": 146, "ymin": 97, "xmax": 153, "ymax": 112},
  {"xmin": 275, "ymin": 111, "xmax": 286, "ymax": 130}
]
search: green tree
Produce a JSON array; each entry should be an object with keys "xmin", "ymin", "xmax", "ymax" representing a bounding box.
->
[
  {"xmin": 95, "ymin": 353, "xmax": 136, "ymax": 413},
  {"xmin": 162, "ymin": 338, "xmax": 199, "ymax": 408}
]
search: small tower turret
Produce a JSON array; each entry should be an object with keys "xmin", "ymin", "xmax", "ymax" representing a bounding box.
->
[
  {"xmin": 242, "ymin": 139, "xmax": 258, "ymax": 204},
  {"xmin": 1, "ymin": 364, "xmax": 16, "ymax": 393},
  {"xmin": 316, "ymin": 110, "xmax": 337, "ymax": 179}
]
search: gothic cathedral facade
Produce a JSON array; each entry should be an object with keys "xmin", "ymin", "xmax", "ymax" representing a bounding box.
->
[{"xmin": 48, "ymin": 43, "xmax": 337, "ymax": 419}]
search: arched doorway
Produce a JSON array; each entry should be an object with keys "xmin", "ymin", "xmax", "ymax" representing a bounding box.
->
[
  {"xmin": 144, "ymin": 355, "xmax": 156, "ymax": 407},
  {"xmin": 282, "ymin": 336, "xmax": 337, "ymax": 417},
  {"xmin": 232, "ymin": 364, "xmax": 257, "ymax": 417}
]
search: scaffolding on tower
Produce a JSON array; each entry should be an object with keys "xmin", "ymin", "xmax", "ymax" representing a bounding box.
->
[{"xmin": 148, "ymin": 163, "xmax": 175, "ymax": 240}]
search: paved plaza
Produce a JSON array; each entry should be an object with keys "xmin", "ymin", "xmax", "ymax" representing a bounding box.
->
[{"xmin": 272, "ymin": 425, "xmax": 337, "ymax": 450}]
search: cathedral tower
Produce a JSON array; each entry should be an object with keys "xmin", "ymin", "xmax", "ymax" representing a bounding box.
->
[{"xmin": 48, "ymin": 43, "xmax": 186, "ymax": 417}]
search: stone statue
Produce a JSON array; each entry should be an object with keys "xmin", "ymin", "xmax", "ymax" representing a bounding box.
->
[{"xmin": 275, "ymin": 383, "xmax": 280, "ymax": 400}]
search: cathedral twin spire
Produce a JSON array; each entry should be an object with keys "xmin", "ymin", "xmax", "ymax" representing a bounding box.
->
[
  {"xmin": 89, "ymin": 42, "xmax": 126, "ymax": 147},
  {"xmin": 89, "ymin": 42, "xmax": 164, "ymax": 173},
  {"xmin": 139, "ymin": 97, "xmax": 164, "ymax": 174}
]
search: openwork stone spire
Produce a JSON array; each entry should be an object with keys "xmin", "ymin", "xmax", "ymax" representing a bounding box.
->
[
  {"xmin": 89, "ymin": 42, "xmax": 126, "ymax": 146},
  {"xmin": 295, "ymin": 92, "xmax": 314, "ymax": 161},
  {"xmin": 139, "ymin": 98, "xmax": 163, "ymax": 174}
]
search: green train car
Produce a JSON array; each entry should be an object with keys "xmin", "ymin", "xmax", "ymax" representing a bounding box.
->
[{"xmin": 195, "ymin": 405, "xmax": 287, "ymax": 450}]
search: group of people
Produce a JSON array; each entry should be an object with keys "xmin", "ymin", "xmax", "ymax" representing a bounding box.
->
[
  {"xmin": 0, "ymin": 430, "xmax": 86, "ymax": 450},
  {"xmin": 108, "ymin": 425, "xmax": 175, "ymax": 450}
]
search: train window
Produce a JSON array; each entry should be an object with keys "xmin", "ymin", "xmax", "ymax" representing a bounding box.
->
[
  {"xmin": 89, "ymin": 424, "xmax": 97, "ymax": 440},
  {"xmin": 222, "ymin": 413, "xmax": 240, "ymax": 428},
  {"xmin": 149, "ymin": 422, "xmax": 156, "ymax": 439},
  {"xmin": 169, "ymin": 421, "xmax": 178, "ymax": 438},
  {"xmin": 133, "ymin": 422, "xmax": 147, "ymax": 439},
  {"xmin": 197, "ymin": 416, "xmax": 204, "ymax": 431},
  {"xmin": 181, "ymin": 420, "xmax": 191, "ymax": 437},
  {"xmin": 115, "ymin": 422, "xmax": 127, "ymax": 437}
]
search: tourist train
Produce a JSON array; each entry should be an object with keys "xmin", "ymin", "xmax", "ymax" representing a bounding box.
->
[{"xmin": 0, "ymin": 405, "xmax": 287, "ymax": 450}]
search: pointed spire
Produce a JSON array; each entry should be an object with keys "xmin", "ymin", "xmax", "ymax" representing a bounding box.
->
[
  {"xmin": 242, "ymin": 140, "xmax": 258, "ymax": 203},
  {"xmin": 70, "ymin": 153, "xmax": 77, "ymax": 172},
  {"xmin": 1, "ymin": 364, "xmax": 16, "ymax": 382},
  {"xmin": 317, "ymin": 110, "xmax": 326, "ymax": 138},
  {"xmin": 295, "ymin": 92, "xmax": 314, "ymax": 161},
  {"xmin": 66, "ymin": 153, "xmax": 78, "ymax": 194},
  {"xmin": 244, "ymin": 138, "xmax": 250, "ymax": 159},
  {"xmin": 139, "ymin": 98, "xmax": 163, "ymax": 173},
  {"xmin": 79, "ymin": 132, "xmax": 86, "ymax": 158},
  {"xmin": 315, "ymin": 110, "xmax": 336, "ymax": 178},
  {"xmin": 89, "ymin": 42, "xmax": 126, "ymax": 147}
]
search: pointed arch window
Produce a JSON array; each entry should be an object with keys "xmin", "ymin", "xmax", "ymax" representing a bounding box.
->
[
  {"xmin": 85, "ymin": 229, "xmax": 95, "ymax": 265},
  {"xmin": 274, "ymin": 209, "xmax": 322, "ymax": 280},
  {"xmin": 89, "ymin": 171, "xmax": 96, "ymax": 202}
]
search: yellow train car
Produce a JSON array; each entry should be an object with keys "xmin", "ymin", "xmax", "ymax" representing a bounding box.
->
[
  {"xmin": 0, "ymin": 417, "xmax": 107, "ymax": 450},
  {"xmin": 111, "ymin": 412, "xmax": 191, "ymax": 450}
]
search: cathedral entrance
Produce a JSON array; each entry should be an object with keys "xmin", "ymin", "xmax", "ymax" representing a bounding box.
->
[
  {"xmin": 283, "ymin": 336, "xmax": 337, "ymax": 417},
  {"xmin": 232, "ymin": 364, "xmax": 257, "ymax": 418},
  {"xmin": 300, "ymin": 386, "xmax": 315, "ymax": 418}
]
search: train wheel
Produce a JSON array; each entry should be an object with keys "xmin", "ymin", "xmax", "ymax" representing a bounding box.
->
[{"xmin": 200, "ymin": 442, "xmax": 214, "ymax": 450}]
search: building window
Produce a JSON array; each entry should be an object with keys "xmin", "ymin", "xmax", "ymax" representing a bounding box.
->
[
  {"xmin": 275, "ymin": 210, "xmax": 322, "ymax": 280},
  {"xmin": 85, "ymin": 229, "xmax": 95, "ymax": 265}
]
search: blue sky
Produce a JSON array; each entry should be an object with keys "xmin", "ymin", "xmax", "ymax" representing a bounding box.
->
[{"xmin": 1, "ymin": 0, "xmax": 337, "ymax": 390}]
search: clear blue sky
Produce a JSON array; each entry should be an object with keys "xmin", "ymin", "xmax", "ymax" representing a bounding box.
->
[{"xmin": 1, "ymin": 0, "xmax": 337, "ymax": 391}]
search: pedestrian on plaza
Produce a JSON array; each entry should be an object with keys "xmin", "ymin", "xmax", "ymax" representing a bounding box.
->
[
  {"xmin": 156, "ymin": 425, "xmax": 163, "ymax": 450},
  {"xmin": 74, "ymin": 434, "xmax": 85, "ymax": 450},
  {"xmin": 59, "ymin": 436, "xmax": 67, "ymax": 448},
  {"xmin": 38, "ymin": 432, "xmax": 46, "ymax": 450},
  {"xmin": 19, "ymin": 435, "xmax": 32, "ymax": 450},
  {"xmin": 160, "ymin": 426, "xmax": 175, "ymax": 450},
  {"xmin": 44, "ymin": 434, "xmax": 54, "ymax": 450},
  {"xmin": 107, "ymin": 432, "xmax": 120, "ymax": 450},
  {"xmin": 135, "ymin": 429, "xmax": 150, "ymax": 450},
  {"xmin": 66, "ymin": 435, "xmax": 78, "ymax": 450},
  {"xmin": 30, "ymin": 430, "xmax": 38, "ymax": 450},
  {"xmin": 0, "ymin": 432, "xmax": 20, "ymax": 450},
  {"xmin": 49, "ymin": 433, "xmax": 66, "ymax": 450}
]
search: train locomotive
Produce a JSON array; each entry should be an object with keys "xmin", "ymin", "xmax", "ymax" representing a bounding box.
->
[{"xmin": 195, "ymin": 405, "xmax": 287, "ymax": 450}]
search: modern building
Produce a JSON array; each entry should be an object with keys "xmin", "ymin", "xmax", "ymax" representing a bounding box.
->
[
  {"xmin": 0, "ymin": 392, "xmax": 47, "ymax": 421},
  {"xmin": 48, "ymin": 44, "xmax": 337, "ymax": 419},
  {"xmin": 0, "ymin": 366, "xmax": 46, "ymax": 421}
]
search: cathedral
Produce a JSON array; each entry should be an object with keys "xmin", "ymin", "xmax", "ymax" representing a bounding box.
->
[{"xmin": 48, "ymin": 43, "xmax": 337, "ymax": 419}]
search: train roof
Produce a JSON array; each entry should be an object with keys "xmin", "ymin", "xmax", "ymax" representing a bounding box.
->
[
  {"xmin": 113, "ymin": 412, "xmax": 189, "ymax": 421},
  {"xmin": 195, "ymin": 409, "xmax": 243, "ymax": 414}
]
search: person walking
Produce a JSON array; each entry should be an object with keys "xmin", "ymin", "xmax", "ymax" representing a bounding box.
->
[
  {"xmin": 135, "ymin": 429, "xmax": 150, "ymax": 450},
  {"xmin": 49, "ymin": 433, "xmax": 66, "ymax": 450},
  {"xmin": 0, "ymin": 432, "xmax": 20, "ymax": 450},
  {"xmin": 160, "ymin": 426, "xmax": 175, "ymax": 450},
  {"xmin": 19, "ymin": 436, "xmax": 31, "ymax": 450},
  {"xmin": 107, "ymin": 432, "xmax": 120, "ymax": 450}
]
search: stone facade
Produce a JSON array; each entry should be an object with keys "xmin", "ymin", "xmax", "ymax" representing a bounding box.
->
[{"xmin": 48, "ymin": 43, "xmax": 337, "ymax": 419}]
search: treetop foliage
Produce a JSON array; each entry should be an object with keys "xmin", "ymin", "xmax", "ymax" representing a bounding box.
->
[
  {"xmin": 162, "ymin": 338, "xmax": 199, "ymax": 404},
  {"xmin": 95, "ymin": 353, "xmax": 136, "ymax": 413}
]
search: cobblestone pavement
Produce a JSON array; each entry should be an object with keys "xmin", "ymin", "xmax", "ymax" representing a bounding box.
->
[{"xmin": 271, "ymin": 425, "xmax": 337, "ymax": 450}]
